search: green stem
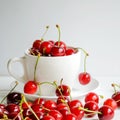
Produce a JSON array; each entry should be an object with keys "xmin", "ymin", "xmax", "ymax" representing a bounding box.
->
[
  {"xmin": 34, "ymin": 54, "xmax": 40, "ymax": 82},
  {"xmin": 0, "ymin": 81, "xmax": 18, "ymax": 104},
  {"xmin": 77, "ymin": 47, "xmax": 89, "ymax": 72},
  {"xmin": 22, "ymin": 94, "xmax": 39, "ymax": 120},
  {"xmin": 41, "ymin": 25, "xmax": 49, "ymax": 40},
  {"xmin": 56, "ymin": 24, "xmax": 61, "ymax": 46}
]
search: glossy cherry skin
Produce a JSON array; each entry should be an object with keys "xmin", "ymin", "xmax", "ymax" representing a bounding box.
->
[
  {"xmin": 78, "ymin": 72, "xmax": 91, "ymax": 85},
  {"xmin": 85, "ymin": 92, "xmax": 99, "ymax": 103},
  {"xmin": 44, "ymin": 100, "xmax": 57, "ymax": 110},
  {"xmin": 55, "ymin": 85, "xmax": 71, "ymax": 96},
  {"xmin": 50, "ymin": 46, "xmax": 65, "ymax": 56},
  {"xmin": 112, "ymin": 91, "xmax": 120, "ymax": 107},
  {"xmin": 40, "ymin": 41, "xmax": 53, "ymax": 56},
  {"xmin": 42, "ymin": 115, "xmax": 55, "ymax": 120},
  {"xmin": 98, "ymin": 105, "xmax": 114, "ymax": 120},
  {"xmin": 103, "ymin": 98, "xmax": 117, "ymax": 110},
  {"xmin": 84, "ymin": 101, "xmax": 99, "ymax": 117},
  {"xmin": 33, "ymin": 98, "xmax": 46, "ymax": 106},
  {"xmin": 65, "ymin": 47, "xmax": 76, "ymax": 55},
  {"xmin": 64, "ymin": 113, "xmax": 77, "ymax": 120},
  {"xmin": 57, "ymin": 103, "xmax": 68, "ymax": 112},
  {"xmin": 54, "ymin": 41, "xmax": 67, "ymax": 50},
  {"xmin": 22, "ymin": 108, "xmax": 32, "ymax": 118},
  {"xmin": 57, "ymin": 96, "xmax": 70, "ymax": 105},
  {"xmin": 69, "ymin": 99, "xmax": 83, "ymax": 109},
  {"xmin": 32, "ymin": 40, "xmax": 42, "ymax": 50},
  {"xmin": 7, "ymin": 92, "xmax": 22, "ymax": 105},
  {"xmin": 49, "ymin": 110, "xmax": 63, "ymax": 120},
  {"xmin": 24, "ymin": 81, "xmax": 38, "ymax": 94},
  {"xmin": 22, "ymin": 101, "xmax": 33, "ymax": 109}
]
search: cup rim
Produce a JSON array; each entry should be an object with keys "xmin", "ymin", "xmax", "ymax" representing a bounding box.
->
[{"xmin": 25, "ymin": 47, "xmax": 80, "ymax": 58}]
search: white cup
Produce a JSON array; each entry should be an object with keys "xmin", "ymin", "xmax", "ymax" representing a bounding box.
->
[{"xmin": 7, "ymin": 48, "xmax": 81, "ymax": 96}]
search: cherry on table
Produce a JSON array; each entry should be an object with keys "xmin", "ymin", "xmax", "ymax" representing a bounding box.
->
[{"xmin": 98, "ymin": 105, "xmax": 114, "ymax": 120}]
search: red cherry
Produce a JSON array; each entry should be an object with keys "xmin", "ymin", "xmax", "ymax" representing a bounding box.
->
[
  {"xmin": 103, "ymin": 98, "xmax": 117, "ymax": 110},
  {"xmin": 22, "ymin": 101, "xmax": 32, "ymax": 109},
  {"xmin": 69, "ymin": 99, "xmax": 83, "ymax": 109},
  {"xmin": 33, "ymin": 98, "xmax": 46, "ymax": 106},
  {"xmin": 44, "ymin": 100, "xmax": 57, "ymax": 110},
  {"xmin": 57, "ymin": 103, "xmax": 68, "ymax": 111},
  {"xmin": 57, "ymin": 96, "xmax": 70, "ymax": 105},
  {"xmin": 22, "ymin": 108, "xmax": 32, "ymax": 118},
  {"xmin": 70, "ymin": 107, "xmax": 84, "ymax": 120},
  {"xmin": 56, "ymin": 84, "xmax": 71, "ymax": 96},
  {"xmin": 64, "ymin": 113, "xmax": 77, "ymax": 120},
  {"xmin": 42, "ymin": 115, "xmax": 55, "ymax": 120},
  {"xmin": 98, "ymin": 105, "xmax": 114, "ymax": 120},
  {"xmin": 32, "ymin": 40, "xmax": 42, "ymax": 50},
  {"xmin": 54, "ymin": 41, "xmax": 66, "ymax": 51},
  {"xmin": 50, "ymin": 45, "xmax": 65, "ymax": 56},
  {"xmin": 84, "ymin": 101, "xmax": 99, "ymax": 117},
  {"xmin": 49, "ymin": 109, "xmax": 63, "ymax": 120},
  {"xmin": 112, "ymin": 91, "xmax": 120, "ymax": 107},
  {"xmin": 48, "ymin": 40, "xmax": 55, "ymax": 45},
  {"xmin": 31, "ymin": 104, "xmax": 45, "ymax": 113},
  {"xmin": 78, "ymin": 72, "xmax": 91, "ymax": 85},
  {"xmin": 40, "ymin": 41, "xmax": 53, "ymax": 56},
  {"xmin": 24, "ymin": 81, "xmax": 38, "ymax": 94},
  {"xmin": 65, "ymin": 47, "xmax": 76, "ymax": 55},
  {"xmin": 85, "ymin": 92, "xmax": 99, "ymax": 103}
]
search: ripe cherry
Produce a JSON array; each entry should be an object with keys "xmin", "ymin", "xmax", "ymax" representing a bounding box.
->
[
  {"xmin": 40, "ymin": 41, "xmax": 53, "ymax": 56},
  {"xmin": 33, "ymin": 98, "xmax": 46, "ymax": 106},
  {"xmin": 57, "ymin": 96, "xmax": 70, "ymax": 105},
  {"xmin": 65, "ymin": 47, "xmax": 76, "ymax": 56},
  {"xmin": 50, "ymin": 45, "xmax": 65, "ymax": 56},
  {"xmin": 98, "ymin": 105, "xmax": 114, "ymax": 120},
  {"xmin": 24, "ymin": 81, "xmax": 38, "ymax": 94},
  {"xmin": 84, "ymin": 101, "xmax": 99, "ymax": 117},
  {"xmin": 44, "ymin": 100, "xmax": 57, "ymax": 110},
  {"xmin": 85, "ymin": 92, "xmax": 99, "ymax": 103},
  {"xmin": 42, "ymin": 115, "xmax": 55, "ymax": 120},
  {"xmin": 49, "ymin": 109, "xmax": 63, "ymax": 120},
  {"xmin": 112, "ymin": 91, "xmax": 120, "ymax": 107},
  {"xmin": 78, "ymin": 48, "xmax": 91, "ymax": 85},
  {"xmin": 64, "ymin": 113, "xmax": 77, "ymax": 120},
  {"xmin": 32, "ymin": 40, "xmax": 42, "ymax": 50},
  {"xmin": 56, "ymin": 84, "xmax": 71, "ymax": 96},
  {"xmin": 103, "ymin": 98, "xmax": 117, "ymax": 110}
]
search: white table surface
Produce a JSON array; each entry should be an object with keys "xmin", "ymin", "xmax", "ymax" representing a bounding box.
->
[{"xmin": 0, "ymin": 76, "xmax": 120, "ymax": 120}]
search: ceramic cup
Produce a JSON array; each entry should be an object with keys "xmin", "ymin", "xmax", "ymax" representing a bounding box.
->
[{"xmin": 7, "ymin": 48, "xmax": 81, "ymax": 96}]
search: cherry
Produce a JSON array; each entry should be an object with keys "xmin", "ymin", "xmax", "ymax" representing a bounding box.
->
[
  {"xmin": 57, "ymin": 96, "xmax": 70, "ymax": 105},
  {"xmin": 44, "ymin": 100, "xmax": 57, "ymax": 110},
  {"xmin": 22, "ymin": 101, "xmax": 33, "ymax": 109},
  {"xmin": 64, "ymin": 113, "xmax": 77, "ymax": 120},
  {"xmin": 57, "ymin": 103, "xmax": 68, "ymax": 111},
  {"xmin": 33, "ymin": 98, "xmax": 46, "ymax": 106},
  {"xmin": 7, "ymin": 92, "xmax": 22, "ymax": 105},
  {"xmin": 22, "ymin": 108, "xmax": 32, "ymax": 118},
  {"xmin": 42, "ymin": 115, "xmax": 55, "ymax": 120},
  {"xmin": 70, "ymin": 107, "xmax": 84, "ymax": 120},
  {"xmin": 78, "ymin": 48, "xmax": 91, "ymax": 85},
  {"xmin": 69, "ymin": 99, "xmax": 83, "ymax": 109},
  {"xmin": 31, "ymin": 104, "xmax": 45, "ymax": 113},
  {"xmin": 24, "ymin": 80, "xmax": 38, "ymax": 94},
  {"xmin": 32, "ymin": 40, "xmax": 42, "ymax": 50},
  {"xmin": 84, "ymin": 101, "xmax": 99, "ymax": 117},
  {"xmin": 65, "ymin": 47, "xmax": 76, "ymax": 56},
  {"xmin": 55, "ymin": 84, "xmax": 71, "ymax": 96},
  {"xmin": 39, "ymin": 41, "xmax": 53, "ymax": 56},
  {"xmin": 103, "ymin": 98, "xmax": 117, "ymax": 110},
  {"xmin": 49, "ymin": 109, "xmax": 63, "ymax": 120},
  {"xmin": 98, "ymin": 105, "xmax": 114, "ymax": 120},
  {"xmin": 50, "ymin": 45, "xmax": 65, "ymax": 56},
  {"xmin": 112, "ymin": 91, "xmax": 120, "ymax": 107},
  {"xmin": 85, "ymin": 92, "xmax": 99, "ymax": 103}
]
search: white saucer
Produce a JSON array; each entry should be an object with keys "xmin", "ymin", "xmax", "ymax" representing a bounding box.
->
[{"xmin": 14, "ymin": 78, "xmax": 99, "ymax": 101}]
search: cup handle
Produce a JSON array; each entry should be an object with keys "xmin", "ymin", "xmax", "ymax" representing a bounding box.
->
[{"xmin": 7, "ymin": 56, "xmax": 26, "ymax": 82}]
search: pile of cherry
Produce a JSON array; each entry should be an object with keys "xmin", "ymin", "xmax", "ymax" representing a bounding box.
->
[{"xmin": 0, "ymin": 82, "xmax": 120, "ymax": 120}]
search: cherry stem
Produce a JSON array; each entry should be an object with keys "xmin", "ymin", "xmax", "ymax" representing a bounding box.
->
[
  {"xmin": 56, "ymin": 24, "xmax": 61, "ymax": 46},
  {"xmin": 77, "ymin": 47, "xmax": 89, "ymax": 72},
  {"xmin": 79, "ymin": 106, "xmax": 102, "ymax": 115},
  {"xmin": 0, "ymin": 81, "xmax": 18, "ymax": 104},
  {"xmin": 22, "ymin": 94, "xmax": 40, "ymax": 120},
  {"xmin": 41, "ymin": 25, "xmax": 49, "ymax": 40},
  {"xmin": 111, "ymin": 83, "xmax": 120, "ymax": 94},
  {"xmin": 34, "ymin": 54, "xmax": 40, "ymax": 82}
]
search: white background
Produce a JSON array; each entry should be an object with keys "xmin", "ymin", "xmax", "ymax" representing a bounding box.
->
[{"xmin": 0, "ymin": 0, "xmax": 120, "ymax": 78}]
